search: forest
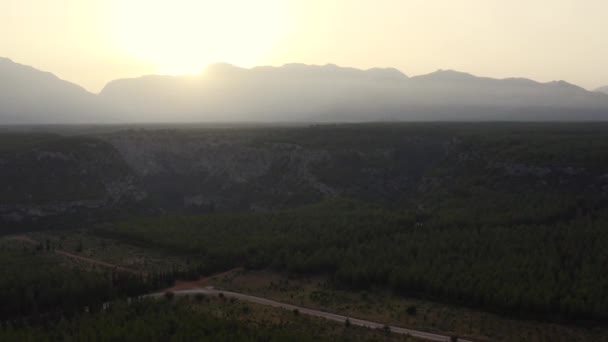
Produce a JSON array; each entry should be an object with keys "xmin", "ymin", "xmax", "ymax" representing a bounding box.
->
[
  {"xmin": 102, "ymin": 197, "xmax": 608, "ymax": 321},
  {"xmin": 0, "ymin": 295, "xmax": 414, "ymax": 341},
  {"xmin": 0, "ymin": 241, "xmax": 181, "ymax": 323},
  {"xmin": 3, "ymin": 123, "xmax": 608, "ymax": 340}
]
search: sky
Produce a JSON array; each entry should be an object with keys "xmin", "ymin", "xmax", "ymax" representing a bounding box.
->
[{"xmin": 1, "ymin": 0, "xmax": 607, "ymax": 93}]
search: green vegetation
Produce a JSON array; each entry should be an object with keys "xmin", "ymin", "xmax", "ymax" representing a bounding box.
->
[
  {"xmin": 211, "ymin": 270, "xmax": 608, "ymax": 342},
  {"xmin": 0, "ymin": 133, "xmax": 132, "ymax": 204},
  {"xmin": 0, "ymin": 133, "xmax": 60, "ymax": 152},
  {"xmin": 103, "ymin": 198, "xmax": 608, "ymax": 321},
  {"xmin": 4, "ymin": 123, "xmax": 608, "ymax": 339},
  {"xmin": 28, "ymin": 230, "xmax": 192, "ymax": 274},
  {"xmin": 0, "ymin": 297, "xmax": 419, "ymax": 341},
  {"xmin": 0, "ymin": 240, "xmax": 171, "ymax": 321}
]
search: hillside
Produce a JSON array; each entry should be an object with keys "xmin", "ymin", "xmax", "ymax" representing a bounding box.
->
[
  {"xmin": 0, "ymin": 133, "xmax": 141, "ymax": 227},
  {"xmin": 4, "ymin": 123, "xmax": 608, "ymax": 226},
  {"xmin": 92, "ymin": 123, "xmax": 608, "ymax": 321},
  {"xmin": 3, "ymin": 123, "xmax": 608, "ymax": 338},
  {"xmin": 97, "ymin": 124, "xmax": 608, "ymax": 212}
]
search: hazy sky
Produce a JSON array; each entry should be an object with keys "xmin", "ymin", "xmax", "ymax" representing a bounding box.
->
[{"xmin": 1, "ymin": 0, "xmax": 607, "ymax": 92}]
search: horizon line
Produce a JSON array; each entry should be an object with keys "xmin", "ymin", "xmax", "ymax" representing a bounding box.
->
[{"xmin": 2, "ymin": 56, "xmax": 603, "ymax": 95}]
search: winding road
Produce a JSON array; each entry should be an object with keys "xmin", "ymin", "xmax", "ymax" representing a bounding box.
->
[
  {"xmin": 9, "ymin": 235, "xmax": 471, "ymax": 341},
  {"xmin": 149, "ymin": 288, "xmax": 473, "ymax": 342}
]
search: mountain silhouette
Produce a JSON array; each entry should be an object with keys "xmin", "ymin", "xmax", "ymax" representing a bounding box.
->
[
  {"xmin": 597, "ymin": 86, "xmax": 608, "ymax": 94},
  {"xmin": 0, "ymin": 58, "xmax": 106, "ymax": 124},
  {"xmin": 2, "ymin": 57, "xmax": 608, "ymax": 123}
]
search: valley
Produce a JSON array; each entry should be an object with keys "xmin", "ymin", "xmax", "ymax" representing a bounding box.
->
[{"xmin": 2, "ymin": 123, "xmax": 608, "ymax": 341}]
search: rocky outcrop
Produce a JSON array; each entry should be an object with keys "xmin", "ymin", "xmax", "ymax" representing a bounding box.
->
[
  {"xmin": 99, "ymin": 130, "xmax": 449, "ymax": 211},
  {"xmin": 101, "ymin": 132, "xmax": 338, "ymax": 211},
  {"xmin": 5, "ymin": 125, "xmax": 607, "ymax": 225}
]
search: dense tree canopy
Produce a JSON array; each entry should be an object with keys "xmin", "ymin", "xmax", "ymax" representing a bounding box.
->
[
  {"xmin": 0, "ymin": 246, "xmax": 171, "ymax": 322},
  {"xmin": 104, "ymin": 197, "xmax": 608, "ymax": 321}
]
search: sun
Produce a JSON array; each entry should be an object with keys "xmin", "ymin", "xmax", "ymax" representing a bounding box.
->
[{"xmin": 109, "ymin": 0, "xmax": 291, "ymax": 75}]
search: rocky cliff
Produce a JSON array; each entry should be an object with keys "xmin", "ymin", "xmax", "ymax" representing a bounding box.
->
[{"xmin": 4, "ymin": 124, "xmax": 608, "ymax": 227}]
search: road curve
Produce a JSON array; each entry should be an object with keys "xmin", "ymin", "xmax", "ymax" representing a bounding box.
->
[{"xmin": 148, "ymin": 288, "xmax": 473, "ymax": 342}]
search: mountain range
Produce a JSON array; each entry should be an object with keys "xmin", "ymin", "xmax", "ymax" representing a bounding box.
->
[
  {"xmin": 597, "ymin": 86, "xmax": 608, "ymax": 94},
  {"xmin": 2, "ymin": 57, "xmax": 608, "ymax": 123}
]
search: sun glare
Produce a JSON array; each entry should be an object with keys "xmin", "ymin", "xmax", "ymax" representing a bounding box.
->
[{"xmin": 109, "ymin": 0, "xmax": 291, "ymax": 75}]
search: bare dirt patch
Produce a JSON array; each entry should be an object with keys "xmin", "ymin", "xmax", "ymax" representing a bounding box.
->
[{"xmin": 163, "ymin": 268, "xmax": 244, "ymax": 292}]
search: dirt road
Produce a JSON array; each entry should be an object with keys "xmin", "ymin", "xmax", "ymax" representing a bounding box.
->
[
  {"xmin": 9, "ymin": 235, "xmax": 145, "ymax": 276},
  {"xmin": 9, "ymin": 235, "xmax": 470, "ymax": 341},
  {"xmin": 150, "ymin": 288, "xmax": 473, "ymax": 342}
]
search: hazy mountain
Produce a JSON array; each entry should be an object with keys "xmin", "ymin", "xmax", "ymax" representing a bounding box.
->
[
  {"xmin": 99, "ymin": 63, "xmax": 412, "ymax": 122},
  {"xmin": 403, "ymin": 70, "xmax": 608, "ymax": 120},
  {"xmin": 3, "ymin": 57, "xmax": 608, "ymax": 123},
  {"xmin": 100, "ymin": 64, "xmax": 608, "ymax": 122},
  {"xmin": 597, "ymin": 86, "xmax": 608, "ymax": 94},
  {"xmin": 0, "ymin": 58, "xmax": 106, "ymax": 124}
]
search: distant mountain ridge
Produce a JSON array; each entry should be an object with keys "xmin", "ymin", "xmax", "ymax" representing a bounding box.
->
[
  {"xmin": 0, "ymin": 58, "xmax": 101, "ymax": 124},
  {"xmin": 597, "ymin": 86, "xmax": 608, "ymax": 94},
  {"xmin": 2, "ymin": 57, "xmax": 608, "ymax": 123}
]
